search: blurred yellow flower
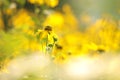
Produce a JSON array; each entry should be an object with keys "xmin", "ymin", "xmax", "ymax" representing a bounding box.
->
[
  {"xmin": 28, "ymin": 0, "xmax": 44, "ymax": 5},
  {"xmin": 85, "ymin": 18, "xmax": 120, "ymax": 52},
  {"xmin": 43, "ymin": 4, "xmax": 78, "ymax": 35},
  {"xmin": 62, "ymin": 4, "xmax": 78, "ymax": 27},
  {"xmin": 43, "ymin": 12, "xmax": 64, "ymax": 30},
  {"xmin": 12, "ymin": 9, "xmax": 35, "ymax": 29},
  {"xmin": 5, "ymin": 9, "xmax": 13, "ymax": 15},
  {"xmin": 28, "ymin": 0, "xmax": 59, "ymax": 7},
  {"xmin": 45, "ymin": 0, "xmax": 59, "ymax": 8}
]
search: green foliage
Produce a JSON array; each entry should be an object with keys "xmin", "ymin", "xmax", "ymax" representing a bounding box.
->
[{"xmin": 0, "ymin": 31, "xmax": 20, "ymax": 61}]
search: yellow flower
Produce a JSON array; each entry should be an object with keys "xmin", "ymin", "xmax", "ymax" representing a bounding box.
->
[
  {"xmin": 48, "ymin": 32, "xmax": 58, "ymax": 44},
  {"xmin": 62, "ymin": 4, "xmax": 78, "ymax": 28},
  {"xmin": 5, "ymin": 9, "xmax": 13, "ymax": 15},
  {"xmin": 35, "ymin": 26, "xmax": 58, "ymax": 53},
  {"xmin": 45, "ymin": 0, "xmax": 59, "ymax": 8},
  {"xmin": 86, "ymin": 18, "xmax": 119, "ymax": 52},
  {"xmin": 28, "ymin": 0, "xmax": 44, "ymax": 5},
  {"xmin": 43, "ymin": 12, "xmax": 64, "ymax": 30},
  {"xmin": 12, "ymin": 9, "xmax": 35, "ymax": 29}
]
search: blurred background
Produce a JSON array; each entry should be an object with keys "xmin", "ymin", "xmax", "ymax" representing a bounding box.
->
[{"xmin": 0, "ymin": 0, "xmax": 120, "ymax": 80}]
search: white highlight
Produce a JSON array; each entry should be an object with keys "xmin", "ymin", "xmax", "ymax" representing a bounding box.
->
[
  {"xmin": 66, "ymin": 58, "xmax": 91, "ymax": 77},
  {"xmin": 1, "ymin": 52, "xmax": 120, "ymax": 80}
]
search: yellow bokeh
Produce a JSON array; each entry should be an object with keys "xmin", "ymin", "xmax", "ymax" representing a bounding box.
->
[
  {"xmin": 28, "ymin": 0, "xmax": 44, "ymax": 5},
  {"xmin": 45, "ymin": 0, "xmax": 59, "ymax": 8},
  {"xmin": 28, "ymin": 0, "xmax": 59, "ymax": 7},
  {"xmin": 43, "ymin": 12, "xmax": 64, "ymax": 30},
  {"xmin": 12, "ymin": 9, "xmax": 35, "ymax": 29}
]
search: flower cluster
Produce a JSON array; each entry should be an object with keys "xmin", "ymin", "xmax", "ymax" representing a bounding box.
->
[{"xmin": 0, "ymin": 0, "xmax": 120, "ymax": 72}]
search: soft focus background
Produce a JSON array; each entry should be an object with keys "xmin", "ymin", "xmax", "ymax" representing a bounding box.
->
[{"xmin": 0, "ymin": 0, "xmax": 120, "ymax": 80}]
